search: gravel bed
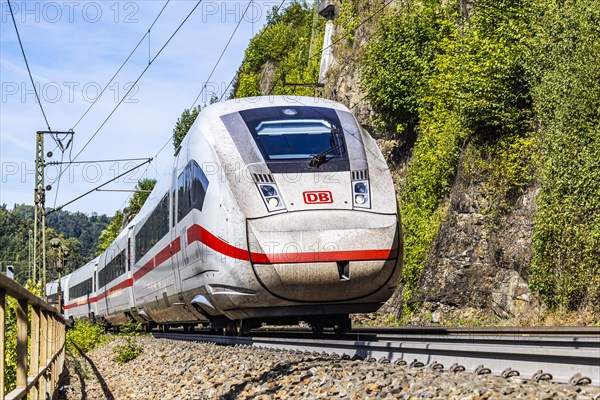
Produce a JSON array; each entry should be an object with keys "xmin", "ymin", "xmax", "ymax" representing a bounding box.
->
[{"xmin": 60, "ymin": 336, "xmax": 600, "ymax": 399}]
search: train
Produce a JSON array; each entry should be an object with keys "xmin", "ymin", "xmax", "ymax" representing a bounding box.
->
[{"xmin": 47, "ymin": 96, "xmax": 403, "ymax": 334}]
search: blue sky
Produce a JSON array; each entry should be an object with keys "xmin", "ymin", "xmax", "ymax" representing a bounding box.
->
[{"xmin": 1, "ymin": 0, "xmax": 286, "ymax": 215}]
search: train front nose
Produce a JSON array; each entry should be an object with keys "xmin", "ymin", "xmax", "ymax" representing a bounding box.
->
[{"xmin": 247, "ymin": 210, "xmax": 401, "ymax": 302}]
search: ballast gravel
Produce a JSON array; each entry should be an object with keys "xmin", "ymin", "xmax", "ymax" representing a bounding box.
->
[{"xmin": 61, "ymin": 336, "xmax": 600, "ymax": 399}]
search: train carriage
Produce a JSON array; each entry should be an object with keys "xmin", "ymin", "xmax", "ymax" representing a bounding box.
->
[
  {"xmin": 46, "ymin": 273, "xmax": 70, "ymax": 308},
  {"xmin": 55, "ymin": 96, "xmax": 403, "ymax": 334},
  {"xmin": 96, "ymin": 227, "xmax": 135, "ymax": 325},
  {"xmin": 63, "ymin": 258, "xmax": 97, "ymax": 320}
]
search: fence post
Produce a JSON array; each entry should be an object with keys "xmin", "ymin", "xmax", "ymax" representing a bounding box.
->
[
  {"xmin": 38, "ymin": 310, "xmax": 48, "ymax": 400},
  {"xmin": 0, "ymin": 275, "xmax": 66, "ymax": 400},
  {"xmin": 16, "ymin": 299, "xmax": 28, "ymax": 390},
  {"xmin": 30, "ymin": 305, "xmax": 41, "ymax": 398}
]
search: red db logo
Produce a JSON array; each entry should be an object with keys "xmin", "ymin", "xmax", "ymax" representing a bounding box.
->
[{"xmin": 303, "ymin": 191, "xmax": 333, "ymax": 204}]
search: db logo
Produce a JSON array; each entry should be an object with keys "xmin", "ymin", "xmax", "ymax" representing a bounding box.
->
[{"xmin": 303, "ymin": 191, "xmax": 333, "ymax": 204}]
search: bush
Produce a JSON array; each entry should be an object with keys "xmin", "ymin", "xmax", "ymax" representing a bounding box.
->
[
  {"xmin": 362, "ymin": 0, "xmax": 532, "ymax": 314},
  {"xmin": 119, "ymin": 320, "xmax": 143, "ymax": 336},
  {"xmin": 66, "ymin": 319, "xmax": 108, "ymax": 354},
  {"xmin": 112, "ymin": 338, "xmax": 143, "ymax": 365},
  {"xmin": 234, "ymin": 1, "xmax": 324, "ymax": 97},
  {"xmin": 527, "ymin": 0, "xmax": 600, "ymax": 311}
]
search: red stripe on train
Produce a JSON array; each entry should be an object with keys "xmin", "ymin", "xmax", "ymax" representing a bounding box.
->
[
  {"xmin": 65, "ymin": 224, "xmax": 397, "ymax": 305},
  {"xmin": 64, "ymin": 296, "xmax": 97, "ymax": 310},
  {"xmin": 250, "ymin": 249, "xmax": 394, "ymax": 264},
  {"xmin": 184, "ymin": 224, "xmax": 397, "ymax": 263},
  {"xmin": 96, "ymin": 278, "xmax": 133, "ymax": 300}
]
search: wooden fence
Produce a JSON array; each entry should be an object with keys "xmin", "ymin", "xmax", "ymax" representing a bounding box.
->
[{"xmin": 0, "ymin": 274, "xmax": 66, "ymax": 400}]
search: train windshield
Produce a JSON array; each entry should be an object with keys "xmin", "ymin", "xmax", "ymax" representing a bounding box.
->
[{"xmin": 255, "ymin": 119, "xmax": 343, "ymax": 160}]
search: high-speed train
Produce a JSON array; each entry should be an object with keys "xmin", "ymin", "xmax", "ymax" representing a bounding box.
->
[{"xmin": 48, "ymin": 96, "xmax": 403, "ymax": 334}]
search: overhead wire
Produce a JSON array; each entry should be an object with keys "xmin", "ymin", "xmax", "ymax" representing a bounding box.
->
[
  {"xmin": 154, "ymin": 0, "xmax": 282, "ymax": 168},
  {"xmin": 51, "ymin": 1, "xmax": 170, "ymax": 208},
  {"xmin": 6, "ymin": 0, "xmax": 52, "ymax": 131},
  {"xmin": 71, "ymin": 0, "xmax": 171, "ymax": 131},
  {"xmin": 49, "ymin": 158, "xmax": 154, "ymax": 214},
  {"xmin": 53, "ymin": 0, "xmax": 204, "ymax": 189},
  {"xmin": 189, "ymin": 0, "xmax": 256, "ymax": 109}
]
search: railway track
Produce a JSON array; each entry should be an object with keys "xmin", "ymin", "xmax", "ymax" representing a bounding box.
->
[{"xmin": 153, "ymin": 326, "xmax": 600, "ymax": 385}]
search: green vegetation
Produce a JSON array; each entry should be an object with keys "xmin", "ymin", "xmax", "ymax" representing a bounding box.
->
[
  {"xmin": 0, "ymin": 205, "xmax": 107, "ymax": 280},
  {"xmin": 233, "ymin": 1, "xmax": 324, "ymax": 97},
  {"xmin": 112, "ymin": 321, "xmax": 143, "ymax": 365},
  {"xmin": 362, "ymin": 0, "xmax": 532, "ymax": 313},
  {"xmin": 229, "ymin": 0, "xmax": 599, "ymax": 316},
  {"xmin": 112, "ymin": 338, "xmax": 143, "ymax": 365},
  {"xmin": 119, "ymin": 320, "xmax": 143, "ymax": 335},
  {"xmin": 173, "ymin": 105, "xmax": 201, "ymax": 149},
  {"xmin": 527, "ymin": 0, "xmax": 600, "ymax": 311},
  {"xmin": 96, "ymin": 210, "xmax": 123, "ymax": 255},
  {"xmin": 66, "ymin": 319, "xmax": 108, "ymax": 354},
  {"xmin": 128, "ymin": 179, "xmax": 157, "ymax": 217},
  {"xmin": 4, "ymin": 281, "xmax": 42, "ymax": 393},
  {"xmin": 96, "ymin": 178, "xmax": 156, "ymax": 255}
]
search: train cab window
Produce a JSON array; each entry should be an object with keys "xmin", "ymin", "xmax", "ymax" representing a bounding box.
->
[
  {"xmin": 235, "ymin": 106, "xmax": 351, "ymax": 173},
  {"xmin": 177, "ymin": 160, "xmax": 209, "ymax": 222},
  {"xmin": 255, "ymin": 119, "xmax": 344, "ymax": 161}
]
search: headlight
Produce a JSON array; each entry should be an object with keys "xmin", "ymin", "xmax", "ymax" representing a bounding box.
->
[
  {"xmin": 268, "ymin": 197, "xmax": 280, "ymax": 207},
  {"xmin": 258, "ymin": 184, "xmax": 286, "ymax": 212},
  {"xmin": 352, "ymin": 180, "xmax": 371, "ymax": 209}
]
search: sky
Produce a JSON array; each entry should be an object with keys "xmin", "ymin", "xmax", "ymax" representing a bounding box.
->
[{"xmin": 0, "ymin": 0, "xmax": 288, "ymax": 216}]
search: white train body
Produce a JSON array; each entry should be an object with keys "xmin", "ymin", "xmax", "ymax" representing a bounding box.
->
[
  {"xmin": 62, "ymin": 257, "xmax": 98, "ymax": 320},
  {"xmin": 57, "ymin": 96, "xmax": 403, "ymax": 330}
]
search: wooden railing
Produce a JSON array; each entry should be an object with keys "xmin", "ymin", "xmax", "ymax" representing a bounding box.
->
[{"xmin": 0, "ymin": 274, "xmax": 66, "ymax": 400}]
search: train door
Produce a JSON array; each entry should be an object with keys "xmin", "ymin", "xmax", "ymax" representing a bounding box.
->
[
  {"xmin": 92, "ymin": 266, "xmax": 97, "ymax": 320},
  {"xmin": 127, "ymin": 229, "xmax": 136, "ymax": 309},
  {"xmin": 171, "ymin": 154, "xmax": 184, "ymax": 298}
]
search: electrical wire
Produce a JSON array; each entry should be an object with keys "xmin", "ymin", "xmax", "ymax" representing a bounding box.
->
[
  {"xmin": 47, "ymin": 157, "xmax": 153, "ymax": 166},
  {"xmin": 49, "ymin": 158, "xmax": 154, "ymax": 214},
  {"xmin": 6, "ymin": 0, "xmax": 51, "ymax": 131},
  {"xmin": 189, "ymin": 0, "xmax": 255, "ymax": 109},
  {"xmin": 51, "ymin": 0, "xmax": 169, "ymax": 214},
  {"xmin": 219, "ymin": 0, "xmax": 287, "ymax": 101},
  {"xmin": 71, "ymin": 0, "xmax": 171, "ymax": 130},
  {"xmin": 59, "ymin": 0, "xmax": 204, "ymax": 182}
]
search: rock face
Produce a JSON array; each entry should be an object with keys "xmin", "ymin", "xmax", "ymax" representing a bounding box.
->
[
  {"xmin": 320, "ymin": 2, "xmax": 539, "ymax": 322},
  {"xmin": 417, "ymin": 169, "xmax": 539, "ymax": 321},
  {"xmin": 61, "ymin": 336, "xmax": 600, "ymax": 399}
]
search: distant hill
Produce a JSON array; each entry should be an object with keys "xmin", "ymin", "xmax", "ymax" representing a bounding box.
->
[{"xmin": 0, "ymin": 204, "xmax": 110, "ymax": 283}]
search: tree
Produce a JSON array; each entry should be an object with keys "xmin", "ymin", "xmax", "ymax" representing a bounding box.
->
[
  {"xmin": 173, "ymin": 105, "xmax": 201, "ymax": 149},
  {"xmin": 96, "ymin": 177, "xmax": 157, "ymax": 255},
  {"xmin": 96, "ymin": 210, "xmax": 123, "ymax": 255},
  {"xmin": 128, "ymin": 178, "xmax": 157, "ymax": 217}
]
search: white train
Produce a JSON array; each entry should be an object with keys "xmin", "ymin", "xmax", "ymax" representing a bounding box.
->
[{"xmin": 49, "ymin": 96, "xmax": 403, "ymax": 334}]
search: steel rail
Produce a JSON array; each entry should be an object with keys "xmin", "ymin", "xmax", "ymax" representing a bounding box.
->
[{"xmin": 153, "ymin": 328, "xmax": 600, "ymax": 386}]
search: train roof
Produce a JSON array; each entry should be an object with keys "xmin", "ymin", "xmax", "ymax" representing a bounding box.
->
[{"xmin": 203, "ymin": 96, "xmax": 351, "ymax": 117}]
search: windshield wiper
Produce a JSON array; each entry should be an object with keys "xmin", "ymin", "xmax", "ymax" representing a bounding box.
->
[
  {"xmin": 308, "ymin": 144, "xmax": 343, "ymax": 168},
  {"xmin": 308, "ymin": 125, "xmax": 344, "ymax": 168}
]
